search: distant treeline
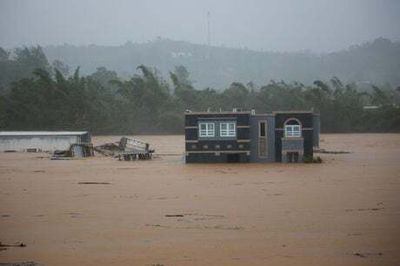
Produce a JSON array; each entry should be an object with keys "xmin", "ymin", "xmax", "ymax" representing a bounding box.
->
[{"xmin": 0, "ymin": 46, "xmax": 399, "ymax": 134}]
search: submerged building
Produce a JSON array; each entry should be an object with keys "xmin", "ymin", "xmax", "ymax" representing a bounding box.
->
[
  {"xmin": 184, "ymin": 110, "xmax": 320, "ymax": 163},
  {"xmin": 0, "ymin": 131, "xmax": 91, "ymax": 152}
]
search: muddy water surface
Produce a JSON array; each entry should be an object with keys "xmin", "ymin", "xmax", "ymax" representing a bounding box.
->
[{"xmin": 0, "ymin": 134, "xmax": 399, "ymax": 265}]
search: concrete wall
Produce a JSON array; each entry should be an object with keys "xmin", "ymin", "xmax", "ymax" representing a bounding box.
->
[
  {"xmin": 185, "ymin": 113, "xmax": 251, "ymax": 163},
  {"xmin": 0, "ymin": 135, "xmax": 80, "ymax": 152},
  {"xmin": 186, "ymin": 152, "xmax": 249, "ymax": 163},
  {"xmin": 274, "ymin": 113, "xmax": 314, "ymax": 162},
  {"xmin": 312, "ymin": 114, "xmax": 320, "ymax": 148},
  {"xmin": 281, "ymin": 137, "xmax": 304, "ymax": 162}
]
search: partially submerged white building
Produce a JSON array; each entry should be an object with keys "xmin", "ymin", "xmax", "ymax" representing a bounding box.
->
[{"xmin": 0, "ymin": 131, "xmax": 91, "ymax": 152}]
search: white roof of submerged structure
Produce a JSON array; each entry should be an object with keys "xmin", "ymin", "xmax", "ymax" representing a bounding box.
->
[{"xmin": 0, "ymin": 131, "xmax": 89, "ymax": 136}]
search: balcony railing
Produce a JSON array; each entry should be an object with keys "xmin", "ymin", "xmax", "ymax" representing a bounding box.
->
[{"xmin": 281, "ymin": 137, "xmax": 304, "ymax": 152}]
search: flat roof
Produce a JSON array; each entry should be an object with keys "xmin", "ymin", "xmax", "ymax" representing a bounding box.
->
[
  {"xmin": 185, "ymin": 111, "xmax": 251, "ymax": 115},
  {"xmin": 185, "ymin": 110, "xmax": 317, "ymax": 116},
  {"xmin": 0, "ymin": 131, "xmax": 89, "ymax": 136},
  {"xmin": 272, "ymin": 110, "xmax": 314, "ymax": 114}
]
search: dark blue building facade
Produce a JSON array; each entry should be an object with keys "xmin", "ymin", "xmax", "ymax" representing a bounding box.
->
[{"xmin": 185, "ymin": 110, "xmax": 320, "ymax": 163}]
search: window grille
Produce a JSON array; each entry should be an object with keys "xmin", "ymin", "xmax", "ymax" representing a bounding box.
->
[{"xmin": 220, "ymin": 122, "xmax": 236, "ymax": 137}]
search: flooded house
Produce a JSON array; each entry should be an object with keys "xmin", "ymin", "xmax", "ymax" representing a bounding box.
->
[
  {"xmin": 0, "ymin": 131, "xmax": 91, "ymax": 152},
  {"xmin": 184, "ymin": 110, "xmax": 320, "ymax": 163}
]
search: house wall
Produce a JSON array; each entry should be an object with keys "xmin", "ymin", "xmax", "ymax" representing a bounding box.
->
[
  {"xmin": 0, "ymin": 135, "xmax": 80, "ymax": 152},
  {"xmin": 249, "ymin": 115, "xmax": 275, "ymax": 162},
  {"xmin": 185, "ymin": 152, "xmax": 249, "ymax": 163},
  {"xmin": 274, "ymin": 113, "xmax": 314, "ymax": 162},
  {"xmin": 312, "ymin": 114, "xmax": 320, "ymax": 148},
  {"xmin": 185, "ymin": 113, "xmax": 251, "ymax": 163},
  {"xmin": 281, "ymin": 137, "xmax": 304, "ymax": 162}
]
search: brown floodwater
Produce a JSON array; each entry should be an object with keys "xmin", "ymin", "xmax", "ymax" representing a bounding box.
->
[{"xmin": 0, "ymin": 134, "xmax": 399, "ymax": 265}]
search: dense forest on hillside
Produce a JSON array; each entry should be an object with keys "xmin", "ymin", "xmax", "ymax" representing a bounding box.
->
[
  {"xmin": 0, "ymin": 45, "xmax": 399, "ymax": 134},
  {"xmin": 41, "ymin": 37, "xmax": 400, "ymax": 89}
]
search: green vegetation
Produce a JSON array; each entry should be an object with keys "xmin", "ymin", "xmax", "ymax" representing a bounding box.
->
[
  {"xmin": 42, "ymin": 38, "xmax": 400, "ymax": 89},
  {"xmin": 0, "ymin": 46, "xmax": 399, "ymax": 134}
]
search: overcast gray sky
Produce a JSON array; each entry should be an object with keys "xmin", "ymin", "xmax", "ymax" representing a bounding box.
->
[{"xmin": 0, "ymin": 0, "xmax": 399, "ymax": 52}]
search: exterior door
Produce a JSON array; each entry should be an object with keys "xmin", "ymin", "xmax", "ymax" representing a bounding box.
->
[{"xmin": 258, "ymin": 121, "xmax": 267, "ymax": 158}]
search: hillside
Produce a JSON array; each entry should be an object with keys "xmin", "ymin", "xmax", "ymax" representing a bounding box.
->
[{"xmin": 43, "ymin": 38, "xmax": 400, "ymax": 89}]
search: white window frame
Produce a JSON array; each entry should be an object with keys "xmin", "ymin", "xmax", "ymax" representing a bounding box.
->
[
  {"xmin": 199, "ymin": 122, "xmax": 215, "ymax": 137},
  {"xmin": 285, "ymin": 124, "xmax": 301, "ymax": 137},
  {"xmin": 220, "ymin": 122, "xmax": 236, "ymax": 137}
]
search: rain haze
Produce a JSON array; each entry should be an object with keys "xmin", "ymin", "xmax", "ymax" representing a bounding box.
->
[
  {"xmin": 1, "ymin": 0, "xmax": 400, "ymax": 52},
  {"xmin": 1, "ymin": 1, "xmax": 400, "ymax": 266}
]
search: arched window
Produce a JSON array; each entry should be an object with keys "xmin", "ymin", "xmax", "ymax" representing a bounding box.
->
[{"xmin": 284, "ymin": 118, "xmax": 302, "ymax": 137}]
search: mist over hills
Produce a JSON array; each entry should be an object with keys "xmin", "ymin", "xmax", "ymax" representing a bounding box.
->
[
  {"xmin": 1, "ymin": 37, "xmax": 399, "ymax": 133},
  {"xmin": 42, "ymin": 37, "xmax": 400, "ymax": 89}
]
